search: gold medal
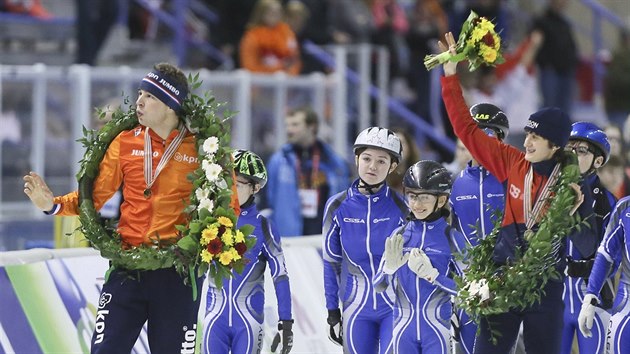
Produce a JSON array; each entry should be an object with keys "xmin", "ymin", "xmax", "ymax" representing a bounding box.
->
[{"xmin": 144, "ymin": 188, "xmax": 151, "ymax": 198}]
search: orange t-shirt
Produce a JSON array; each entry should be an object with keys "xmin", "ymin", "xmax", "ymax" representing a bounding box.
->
[
  {"xmin": 54, "ymin": 125, "xmax": 239, "ymax": 246},
  {"xmin": 239, "ymin": 22, "xmax": 301, "ymax": 75}
]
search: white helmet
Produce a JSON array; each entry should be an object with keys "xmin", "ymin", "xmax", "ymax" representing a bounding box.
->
[{"xmin": 353, "ymin": 127, "xmax": 402, "ymax": 162}]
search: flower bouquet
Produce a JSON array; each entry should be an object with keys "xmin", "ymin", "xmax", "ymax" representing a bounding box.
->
[
  {"xmin": 174, "ymin": 75, "xmax": 255, "ymax": 288},
  {"xmin": 424, "ymin": 11, "xmax": 504, "ymax": 71}
]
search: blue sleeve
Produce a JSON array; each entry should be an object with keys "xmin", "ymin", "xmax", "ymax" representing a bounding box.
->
[
  {"xmin": 586, "ymin": 254, "xmax": 614, "ymax": 297},
  {"xmin": 322, "ymin": 196, "xmax": 343, "ymax": 309},
  {"xmin": 586, "ymin": 198, "xmax": 629, "ymax": 296},
  {"xmin": 324, "ymin": 260, "xmax": 341, "ymax": 310},
  {"xmin": 434, "ymin": 228, "xmax": 469, "ymax": 295},
  {"xmin": 261, "ymin": 218, "xmax": 292, "ymax": 320},
  {"xmin": 567, "ymin": 183, "xmax": 598, "ymax": 258},
  {"xmin": 433, "ymin": 275, "xmax": 457, "ymax": 295}
]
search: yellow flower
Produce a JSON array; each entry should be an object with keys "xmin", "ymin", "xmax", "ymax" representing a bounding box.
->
[
  {"xmin": 469, "ymin": 27, "xmax": 485, "ymax": 43},
  {"xmin": 492, "ymin": 34, "xmax": 501, "ymax": 50},
  {"xmin": 478, "ymin": 18, "xmax": 494, "ymax": 33},
  {"xmin": 227, "ymin": 248, "xmax": 241, "ymax": 262},
  {"xmin": 219, "ymin": 250, "xmax": 235, "ymax": 265},
  {"xmin": 221, "ymin": 228, "xmax": 234, "ymax": 246},
  {"xmin": 480, "ymin": 45, "xmax": 497, "ymax": 63},
  {"xmin": 217, "ymin": 216, "xmax": 233, "ymax": 228},
  {"xmin": 235, "ymin": 230, "xmax": 245, "ymax": 243},
  {"xmin": 201, "ymin": 225, "xmax": 219, "ymax": 245},
  {"xmin": 201, "ymin": 249, "xmax": 213, "ymax": 263}
]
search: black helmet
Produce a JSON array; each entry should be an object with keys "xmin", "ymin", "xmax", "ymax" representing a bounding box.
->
[
  {"xmin": 232, "ymin": 149, "xmax": 268, "ymax": 188},
  {"xmin": 470, "ymin": 103, "xmax": 509, "ymax": 140},
  {"xmin": 403, "ymin": 160, "xmax": 452, "ymax": 195}
]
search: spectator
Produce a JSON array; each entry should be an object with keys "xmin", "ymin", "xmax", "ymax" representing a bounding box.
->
[
  {"xmin": 239, "ymin": 0, "xmax": 301, "ymax": 75},
  {"xmin": 444, "ymin": 138, "xmax": 472, "ymax": 177},
  {"xmin": 604, "ymin": 29, "xmax": 630, "ymax": 128},
  {"xmin": 75, "ymin": 0, "xmax": 118, "ymax": 65},
  {"xmin": 2, "ymin": 0, "xmax": 51, "ymax": 18},
  {"xmin": 329, "ymin": 0, "xmax": 375, "ymax": 45},
  {"xmin": 532, "ymin": 0, "xmax": 578, "ymax": 115},
  {"xmin": 406, "ymin": 0, "xmax": 448, "ymax": 120},
  {"xmin": 386, "ymin": 127, "xmax": 421, "ymax": 195},
  {"xmin": 369, "ymin": 0, "xmax": 413, "ymax": 102},
  {"xmin": 266, "ymin": 107, "xmax": 350, "ymax": 237},
  {"xmin": 202, "ymin": 150, "xmax": 293, "ymax": 354},
  {"xmin": 598, "ymin": 155, "xmax": 627, "ymax": 200},
  {"xmin": 323, "ymin": 127, "xmax": 408, "ymax": 353},
  {"xmin": 601, "ymin": 123, "xmax": 630, "ymax": 198},
  {"xmin": 23, "ymin": 62, "xmax": 239, "ymax": 353},
  {"xmin": 205, "ymin": 0, "xmax": 258, "ymax": 68}
]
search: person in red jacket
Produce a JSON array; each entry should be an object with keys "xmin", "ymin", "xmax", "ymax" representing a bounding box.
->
[
  {"xmin": 23, "ymin": 62, "xmax": 239, "ymax": 354},
  {"xmin": 438, "ymin": 32, "xmax": 597, "ymax": 354}
]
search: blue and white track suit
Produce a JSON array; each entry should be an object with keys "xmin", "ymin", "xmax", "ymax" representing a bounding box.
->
[
  {"xmin": 561, "ymin": 174, "xmax": 616, "ymax": 354},
  {"xmin": 585, "ymin": 196, "xmax": 630, "ymax": 354},
  {"xmin": 323, "ymin": 180, "xmax": 407, "ymax": 354},
  {"xmin": 449, "ymin": 163, "xmax": 505, "ymax": 354},
  {"xmin": 374, "ymin": 217, "xmax": 469, "ymax": 354},
  {"xmin": 202, "ymin": 202, "xmax": 292, "ymax": 354}
]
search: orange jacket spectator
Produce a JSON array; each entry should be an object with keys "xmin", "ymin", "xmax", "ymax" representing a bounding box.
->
[
  {"xmin": 240, "ymin": 21, "xmax": 301, "ymax": 75},
  {"xmin": 239, "ymin": 0, "xmax": 300, "ymax": 75}
]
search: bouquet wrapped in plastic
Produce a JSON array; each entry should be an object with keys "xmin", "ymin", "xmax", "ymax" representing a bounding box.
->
[{"xmin": 424, "ymin": 11, "xmax": 504, "ymax": 71}]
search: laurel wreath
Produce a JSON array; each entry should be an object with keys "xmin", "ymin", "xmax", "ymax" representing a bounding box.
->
[
  {"xmin": 76, "ymin": 73, "xmax": 254, "ymax": 290},
  {"xmin": 454, "ymin": 152, "xmax": 589, "ymax": 339}
]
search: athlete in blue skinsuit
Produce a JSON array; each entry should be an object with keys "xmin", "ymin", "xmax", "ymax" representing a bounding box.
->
[
  {"xmin": 561, "ymin": 122, "xmax": 616, "ymax": 354},
  {"xmin": 374, "ymin": 160, "xmax": 470, "ymax": 354},
  {"xmin": 449, "ymin": 103, "xmax": 507, "ymax": 354},
  {"xmin": 323, "ymin": 127, "xmax": 408, "ymax": 354},
  {"xmin": 579, "ymin": 196, "xmax": 630, "ymax": 354},
  {"xmin": 202, "ymin": 150, "xmax": 293, "ymax": 354}
]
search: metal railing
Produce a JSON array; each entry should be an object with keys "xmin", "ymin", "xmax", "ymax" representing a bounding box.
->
[{"xmin": 0, "ymin": 64, "xmax": 344, "ymax": 223}]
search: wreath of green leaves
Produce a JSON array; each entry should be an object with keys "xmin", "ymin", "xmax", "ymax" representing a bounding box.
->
[
  {"xmin": 455, "ymin": 152, "xmax": 590, "ymax": 338},
  {"xmin": 76, "ymin": 73, "xmax": 243, "ymax": 282}
]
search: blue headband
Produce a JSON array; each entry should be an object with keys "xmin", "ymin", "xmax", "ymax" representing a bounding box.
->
[{"xmin": 138, "ymin": 69, "xmax": 188, "ymax": 112}]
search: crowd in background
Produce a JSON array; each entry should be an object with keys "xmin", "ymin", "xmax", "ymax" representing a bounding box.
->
[{"xmin": 2, "ymin": 0, "xmax": 630, "ymax": 200}]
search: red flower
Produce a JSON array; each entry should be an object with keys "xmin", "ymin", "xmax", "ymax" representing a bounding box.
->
[
  {"xmin": 207, "ymin": 238, "xmax": 223, "ymax": 255},
  {"xmin": 235, "ymin": 242, "xmax": 247, "ymax": 255},
  {"xmin": 218, "ymin": 225, "xmax": 226, "ymax": 235},
  {"xmin": 482, "ymin": 33, "xmax": 495, "ymax": 46}
]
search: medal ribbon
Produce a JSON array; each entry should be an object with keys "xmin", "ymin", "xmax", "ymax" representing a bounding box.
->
[
  {"xmin": 295, "ymin": 145, "xmax": 321, "ymax": 189},
  {"xmin": 523, "ymin": 163, "xmax": 561, "ymax": 230},
  {"xmin": 144, "ymin": 122, "xmax": 187, "ymax": 195}
]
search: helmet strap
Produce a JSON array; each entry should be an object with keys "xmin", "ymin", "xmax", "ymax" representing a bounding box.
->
[{"xmin": 358, "ymin": 178, "xmax": 385, "ymax": 195}]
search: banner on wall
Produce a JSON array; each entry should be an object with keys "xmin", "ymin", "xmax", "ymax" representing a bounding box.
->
[{"xmin": 0, "ymin": 237, "xmax": 341, "ymax": 354}]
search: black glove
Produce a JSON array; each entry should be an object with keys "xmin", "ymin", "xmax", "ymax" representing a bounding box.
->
[
  {"xmin": 451, "ymin": 312, "xmax": 461, "ymax": 343},
  {"xmin": 327, "ymin": 309, "xmax": 343, "ymax": 346},
  {"xmin": 270, "ymin": 320, "xmax": 294, "ymax": 354}
]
